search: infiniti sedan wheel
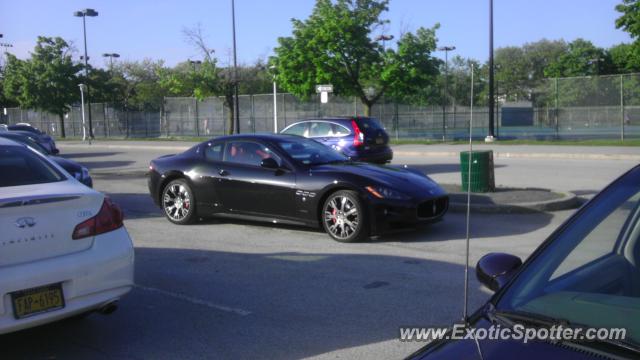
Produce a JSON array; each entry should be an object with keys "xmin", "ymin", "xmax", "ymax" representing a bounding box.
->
[
  {"xmin": 322, "ymin": 190, "xmax": 368, "ymax": 242},
  {"xmin": 162, "ymin": 179, "xmax": 197, "ymax": 224}
]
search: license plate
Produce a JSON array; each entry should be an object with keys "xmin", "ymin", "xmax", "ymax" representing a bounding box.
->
[
  {"xmin": 11, "ymin": 283, "xmax": 65, "ymax": 319},
  {"xmin": 375, "ymin": 138, "xmax": 384, "ymax": 144}
]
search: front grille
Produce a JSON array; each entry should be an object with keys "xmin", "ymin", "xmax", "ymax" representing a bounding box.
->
[{"xmin": 417, "ymin": 197, "xmax": 449, "ymax": 219}]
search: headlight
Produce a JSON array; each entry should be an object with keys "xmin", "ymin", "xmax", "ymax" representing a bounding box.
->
[
  {"xmin": 365, "ymin": 186, "xmax": 411, "ymax": 200},
  {"xmin": 75, "ymin": 167, "xmax": 90, "ymax": 181}
]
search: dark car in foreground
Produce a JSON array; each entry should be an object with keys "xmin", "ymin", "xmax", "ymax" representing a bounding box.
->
[
  {"xmin": 8, "ymin": 123, "xmax": 59, "ymax": 154},
  {"xmin": 147, "ymin": 134, "xmax": 446, "ymax": 242},
  {"xmin": 0, "ymin": 132, "xmax": 92, "ymax": 187},
  {"xmin": 280, "ymin": 117, "xmax": 393, "ymax": 163},
  {"xmin": 408, "ymin": 165, "xmax": 640, "ymax": 359}
]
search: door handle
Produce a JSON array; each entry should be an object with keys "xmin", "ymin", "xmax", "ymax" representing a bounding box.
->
[{"xmin": 219, "ymin": 169, "xmax": 229, "ymax": 176}]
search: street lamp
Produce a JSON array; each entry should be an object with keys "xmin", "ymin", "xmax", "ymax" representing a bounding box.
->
[
  {"xmin": 188, "ymin": 59, "xmax": 202, "ymax": 71},
  {"xmin": 102, "ymin": 53, "xmax": 120, "ymax": 71},
  {"xmin": 375, "ymin": 34, "xmax": 394, "ymax": 50},
  {"xmin": 269, "ymin": 65, "xmax": 278, "ymax": 133},
  {"xmin": 588, "ymin": 58, "xmax": 604, "ymax": 76},
  {"xmin": 231, "ymin": 0, "xmax": 240, "ymax": 134},
  {"xmin": 487, "ymin": 0, "xmax": 496, "ymax": 142},
  {"xmin": 438, "ymin": 45, "xmax": 456, "ymax": 142},
  {"xmin": 78, "ymin": 84, "xmax": 90, "ymax": 143},
  {"xmin": 74, "ymin": 8, "xmax": 98, "ymax": 139}
]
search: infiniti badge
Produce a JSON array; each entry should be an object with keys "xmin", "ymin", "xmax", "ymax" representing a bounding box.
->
[{"xmin": 15, "ymin": 217, "xmax": 36, "ymax": 228}]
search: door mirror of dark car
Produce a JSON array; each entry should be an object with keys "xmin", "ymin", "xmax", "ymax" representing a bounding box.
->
[
  {"xmin": 261, "ymin": 157, "xmax": 279, "ymax": 170},
  {"xmin": 476, "ymin": 253, "xmax": 522, "ymax": 292},
  {"xmin": 51, "ymin": 149, "xmax": 60, "ymax": 155}
]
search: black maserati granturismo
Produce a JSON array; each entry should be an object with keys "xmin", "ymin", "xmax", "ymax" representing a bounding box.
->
[{"xmin": 147, "ymin": 134, "xmax": 448, "ymax": 242}]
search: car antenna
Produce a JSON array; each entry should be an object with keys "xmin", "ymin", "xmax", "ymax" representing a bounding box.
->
[{"xmin": 464, "ymin": 63, "xmax": 485, "ymax": 360}]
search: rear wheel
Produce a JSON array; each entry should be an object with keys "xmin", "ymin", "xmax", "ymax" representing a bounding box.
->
[
  {"xmin": 322, "ymin": 190, "xmax": 368, "ymax": 242},
  {"xmin": 162, "ymin": 179, "xmax": 197, "ymax": 225}
]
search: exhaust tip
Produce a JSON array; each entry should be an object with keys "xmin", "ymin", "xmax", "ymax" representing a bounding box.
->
[{"xmin": 98, "ymin": 301, "xmax": 118, "ymax": 315}]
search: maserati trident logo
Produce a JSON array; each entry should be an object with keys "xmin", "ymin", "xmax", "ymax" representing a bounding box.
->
[{"xmin": 15, "ymin": 217, "xmax": 36, "ymax": 229}]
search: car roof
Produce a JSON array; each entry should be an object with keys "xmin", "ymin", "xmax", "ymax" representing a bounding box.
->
[{"xmin": 205, "ymin": 133, "xmax": 308, "ymax": 142}]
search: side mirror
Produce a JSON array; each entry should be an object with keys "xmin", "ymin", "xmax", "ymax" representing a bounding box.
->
[
  {"xmin": 52, "ymin": 149, "xmax": 60, "ymax": 155},
  {"xmin": 260, "ymin": 157, "xmax": 279, "ymax": 170},
  {"xmin": 476, "ymin": 253, "xmax": 522, "ymax": 292}
]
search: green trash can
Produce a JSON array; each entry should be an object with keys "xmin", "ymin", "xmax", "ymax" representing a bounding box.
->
[{"xmin": 460, "ymin": 150, "xmax": 495, "ymax": 193}]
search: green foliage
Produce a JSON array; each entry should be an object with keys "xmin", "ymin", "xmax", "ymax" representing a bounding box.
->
[
  {"xmin": 3, "ymin": 37, "xmax": 82, "ymax": 137},
  {"xmin": 271, "ymin": 0, "xmax": 440, "ymax": 114},
  {"xmin": 616, "ymin": 0, "xmax": 640, "ymax": 39},
  {"xmin": 544, "ymin": 39, "xmax": 613, "ymax": 77}
]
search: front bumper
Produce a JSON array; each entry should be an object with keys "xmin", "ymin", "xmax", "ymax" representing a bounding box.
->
[
  {"xmin": 367, "ymin": 195, "xmax": 449, "ymax": 235},
  {"xmin": 0, "ymin": 227, "xmax": 135, "ymax": 335}
]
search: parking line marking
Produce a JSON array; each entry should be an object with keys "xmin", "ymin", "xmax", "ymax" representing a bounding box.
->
[{"xmin": 135, "ymin": 284, "xmax": 252, "ymax": 316}]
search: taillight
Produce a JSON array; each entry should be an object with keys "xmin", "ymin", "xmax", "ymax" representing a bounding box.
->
[
  {"xmin": 351, "ymin": 120, "xmax": 364, "ymax": 147},
  {"xmin": 72, "ymin": 198, "xmax": 124, "ymax": 240}
]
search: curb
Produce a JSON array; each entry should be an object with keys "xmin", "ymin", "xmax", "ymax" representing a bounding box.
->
[
  {"xmin": 393, "ymin": 151, "xmax": 640, "ymax": 161},
  {"xmin": 448, "ymin": 190, "xmax": 580, "ymax": 214}
]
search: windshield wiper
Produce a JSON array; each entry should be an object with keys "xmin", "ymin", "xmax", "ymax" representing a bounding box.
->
[{"xmin": 485, "ymin": 304, "xmax": 640, "ymax": 355}]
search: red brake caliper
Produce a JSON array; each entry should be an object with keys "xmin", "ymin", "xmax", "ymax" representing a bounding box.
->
[{"xmin": 332, "ymin": 208, "xmax": 337, "ymax": 223}]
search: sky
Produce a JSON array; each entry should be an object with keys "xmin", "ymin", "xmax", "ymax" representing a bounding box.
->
[{"xmin": 0, "ymin": 0, "xmax": 632, "ymax": 69}]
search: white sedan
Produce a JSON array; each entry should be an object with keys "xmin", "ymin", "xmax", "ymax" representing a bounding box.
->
[{"xmin": 0, "ymin": 138, "xmax": 134, "ymax": 334}]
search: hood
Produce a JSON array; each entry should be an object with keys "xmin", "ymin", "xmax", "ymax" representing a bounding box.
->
[
  {"xmin": 311, "ymin": 162, "xmax": 446, "ymax": 198},
  {"xmin": 410, "ymin": 317, "xmax": 622, "ymax": 360},
  {"xmin": 50, "ymin": 156, "xmax": 83, "ymax": 174}
]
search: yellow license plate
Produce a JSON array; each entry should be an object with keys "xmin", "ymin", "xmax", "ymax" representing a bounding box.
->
[{"xmin": 11, "ymin": 284, "xmax": 65, "ymax": 319}]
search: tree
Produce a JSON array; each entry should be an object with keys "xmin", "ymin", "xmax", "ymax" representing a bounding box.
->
[
  {"xmin": 616, "ymin": 0, "xmax": 640, "ymax": 39},
  {"xmin": 609, "ymin": 42, "xmax": 640, "ymax": 72},
  {"xmin": 3, "ymin": 37, "xmax": 81, "ymax": 137},
  {"xmin": 544, "ymin": 39, "xmax": 613, "ymax": 77},
  {"xmin": 271, "ymin": 0, "xmax": 440, "ymax": 115}
]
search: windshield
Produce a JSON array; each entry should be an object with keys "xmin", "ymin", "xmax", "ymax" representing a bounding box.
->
[
  {"xmin": 497, "ymin": 166, "xmax": 640, "ymax": 344},
  {"xmin": 275, "ymin": 137, "xmax": 347, "ymax": 166}
]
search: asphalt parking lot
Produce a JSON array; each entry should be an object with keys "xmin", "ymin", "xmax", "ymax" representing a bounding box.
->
[{"xmin": 1, "ymin": 143, "xmax": 637, "ymax": 360}]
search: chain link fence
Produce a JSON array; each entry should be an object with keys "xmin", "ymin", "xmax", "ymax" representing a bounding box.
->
[{"xmin": 2, "ymin": 73, "xmax": 639, "ymax": 141}]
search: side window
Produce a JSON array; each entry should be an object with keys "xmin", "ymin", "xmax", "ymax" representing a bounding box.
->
[
  {"xmin": 332, "ymin": 123, "xmax": 351, "ymax": 136},
  {"xmin": 282, "ymin": 123, "xmax": 308, "ymax": 137},
  {"xmin": 204, "ymin": 142, "xmax": 223, "ymax": 162},
  {"xmin": 309, "ymin": 122, "xmax": 333, "ymax": 137},
  {"xmin": 224, "ymin": 141, "xmax": 281, "ymax": 167}
]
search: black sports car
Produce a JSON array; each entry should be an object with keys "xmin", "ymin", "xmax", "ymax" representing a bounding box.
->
[{"xmin": 147, "ymin": 134, "xmax": 448, "ymax": 242}]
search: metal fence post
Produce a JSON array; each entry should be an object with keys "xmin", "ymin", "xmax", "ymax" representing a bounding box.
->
[{"xmin": 620, "ymin": 74, "xmax": 625, "ymax": 142}]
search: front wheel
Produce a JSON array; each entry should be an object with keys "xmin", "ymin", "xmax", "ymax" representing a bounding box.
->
[
  {"xmin": 322, "ymin": 190, "xmax": 368, "ymax": 242},
  {"xmin": 162, "ymin": 179, "xmax": 197, "ymax": 225}
]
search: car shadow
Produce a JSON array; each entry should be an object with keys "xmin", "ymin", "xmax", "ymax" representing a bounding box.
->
[
  {"xmin": 76, "ymin": 160, "xmax": 136, "ymax": 170},
  {"xmin": 61, "ymin": 151, "xmax": 122, "ymax": 159},
  {"xmin": 0, "ymin": 248, "xmax": 490, "ymax": 359},
  {"xmin": 107, "ymin": 189, "xmax": 554, "ymax": 241}
]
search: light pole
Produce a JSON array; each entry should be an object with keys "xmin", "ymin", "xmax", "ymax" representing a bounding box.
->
[
  {"xmin": 588, "ymin": 58, "xmax": 604, "ymax": 76},
  {"xmin": 487, "ymin": 0, "xmax": 496, "ymax": 142},
  {"xmin": 102, "ymin": 53, "xmax": 120, "ymax": 71},
  {"xmin": 375, "ymin": 34, "xmax": 394, "ymax": 50},
  {"xmin": 188, "ymin": 59, "xmax": 202, "ymax": 71},
  {"xmin": 231, "ymin": 0, "xmax": 240, "ymax": 134},
  {"xmin": 74, "ymin": 8, "xmax": 98, "ymax": 139},
  {"xmin": 269, "ymin": 65, "xmax": 278, "ymax": 133},
  {"xmin": 438, "ymin": 46, "xmax": 456, "ymax": 142},
  {"xmin": 78, "ymin": 84, "xmax": 91, "ymax": 144}
]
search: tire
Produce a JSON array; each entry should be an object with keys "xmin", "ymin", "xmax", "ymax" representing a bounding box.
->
[
  {"xmin": 321, "ymin": 190, "xmax": 368, "ymax": 242},
  {"xmin": 161, "ymin": 179, "xmax": 197, "ymax": 225}
]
